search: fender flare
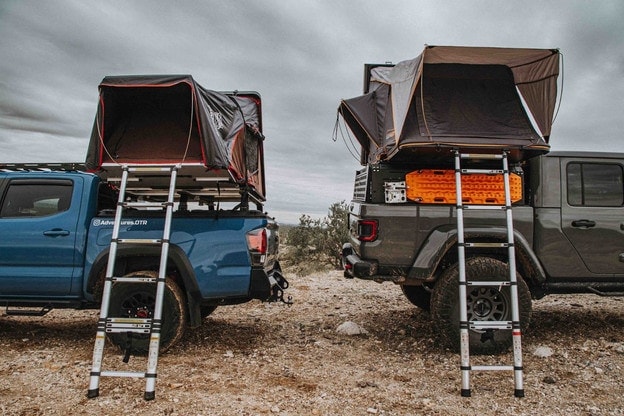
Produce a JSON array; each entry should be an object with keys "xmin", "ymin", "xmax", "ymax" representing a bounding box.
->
[
  {"xmin": 85, "ymin": 244, "xmax": 203, "ymax": 327},
  {"xmin": 407, "ymin": 224, "xmax": 547, "ymax": 289}
]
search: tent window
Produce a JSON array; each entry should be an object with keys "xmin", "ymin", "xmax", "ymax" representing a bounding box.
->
[{"xmin": 417, "ymin": 64, "xmax": 536, "ymax": 138}]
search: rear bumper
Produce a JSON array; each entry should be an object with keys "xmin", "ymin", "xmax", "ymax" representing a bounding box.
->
[
  {"xmin": 342, "ymin": 244, "xmax": 410, "ymax": 283},
  {"xmin": 342, "ymin": 244, "xmax": 378, "ymax": 279},
  {"xmin": 346, "ymin": 254, "xmax": 378, "ymax": 278}
]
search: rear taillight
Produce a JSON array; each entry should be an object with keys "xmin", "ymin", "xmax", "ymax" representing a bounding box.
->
[
  {"xmin": 246, "ymin": 228, "xmax": 267, "ymax": 266},
  {"xmin": 246, "ymin": 228, "xmax": 267, "ymax": 253},
  {"xmin": 357, "ymin": 219, "xmax": 378, "ymax": 242}
]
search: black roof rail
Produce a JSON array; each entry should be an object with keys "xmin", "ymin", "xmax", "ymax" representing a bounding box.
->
[{"xmin": 0, "ymin": 163, "xmax": 88, "ymax": 172}]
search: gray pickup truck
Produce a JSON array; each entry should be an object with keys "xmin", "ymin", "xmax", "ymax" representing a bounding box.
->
[
  {"xmin": 342, "ymin": 151, "xmax": 624, "ymax": 353},
  {"xmin": 337, "ymin": 46, "xmax": 624, "ymax": 354}
]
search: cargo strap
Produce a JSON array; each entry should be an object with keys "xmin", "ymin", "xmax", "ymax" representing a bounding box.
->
[
  {"xmin": 87, "ymin": 164, "xmax": 179, "ymax": 401},
  {"xmin": 454, "ymin": 151, "xmax": 524, "ymax": 398}
]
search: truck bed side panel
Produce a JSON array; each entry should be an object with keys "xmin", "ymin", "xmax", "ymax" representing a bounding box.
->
[
  {"xmin": 85, "ymin": 214, "xmax": 267, "ymax": 299},
  {"xmin": 351, "ymin": 202, "xmax": 534, "ymax": 277}
]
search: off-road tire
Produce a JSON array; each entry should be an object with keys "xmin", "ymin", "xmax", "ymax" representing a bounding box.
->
[
  {"xmin": 401, "ymin": 285, "xmax": 431, "ymax": 311},
  {"xmin": 107, "ymin": 270, "xmax": 187, "ymax": 355},
  {"xmin": 430, "ymin": 257, "xmax": 531, "ymax": 355}
]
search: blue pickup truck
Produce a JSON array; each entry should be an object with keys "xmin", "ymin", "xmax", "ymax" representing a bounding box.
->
[
  {"xmin": 1, "ymin": 76, "xmax": 290, "ymax": 355},
  {"xmin": 0, "ymin": 164, "xmax": 287, "ymax": 352}
]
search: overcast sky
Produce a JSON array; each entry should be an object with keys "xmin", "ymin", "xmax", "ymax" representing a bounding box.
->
[{"xmin": 1, "ymin": 1, "xmax": 623, "ymax": 223}]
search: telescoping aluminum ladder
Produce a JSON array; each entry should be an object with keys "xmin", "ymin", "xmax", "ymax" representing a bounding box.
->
[
  {"xmin": 454, "ymin": 151, "xmax": 524, "ymax": 398},
  {"xmin": 87, "ymin": 164, "xmax": 179, "ymax": 401}
]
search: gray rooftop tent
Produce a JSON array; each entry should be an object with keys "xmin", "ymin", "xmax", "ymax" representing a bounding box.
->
[
  {"xmin": 85, "ymin": 75, "xmax": 265, "ymax": 201},
  {"xmin": 337, "ymin": 45, "xmax": 561, "ymax": 164}
]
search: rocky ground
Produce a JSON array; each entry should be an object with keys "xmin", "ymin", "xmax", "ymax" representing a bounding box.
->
[{"xmin": 1, "ymin": 270, "xmax": 623, "ymax": 415}]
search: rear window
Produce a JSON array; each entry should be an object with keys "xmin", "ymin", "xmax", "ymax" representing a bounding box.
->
[{"xmin": 567, "ymin": 163, "xmax": 624, "ymax": 207}]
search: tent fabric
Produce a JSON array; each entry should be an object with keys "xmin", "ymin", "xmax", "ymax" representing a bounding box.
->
[
  {"xmin": 85, "ymin": 75, "xmax": 265, "ymax": 196},
  {"xmin": 338, "ymin": 45, "xmax": 560, "ymax": 164}
]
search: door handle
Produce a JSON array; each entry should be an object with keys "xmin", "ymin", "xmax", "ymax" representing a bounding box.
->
[
  {"xmin": 43, "ymin": 229, "xmax": 70, "ymax": 237},
  {"xmin": 571, "ymin": 220, "xmax": 596, "ymax": 228}
]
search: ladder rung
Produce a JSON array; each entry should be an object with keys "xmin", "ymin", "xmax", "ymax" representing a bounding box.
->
[
  {"xmin": 128, "ymin": 166, "xmax": 175, "ymax": 173},
  {"xmin": 106, "ymin": 318, "xmax": 152, "ymax": 333},
  {"xmin": 461, "ymin": 169, "xmax": 504, "ymax": 175},
  {"xmin": 462, "ymin": 205, "xmax": 507, "ymax": 210},
  {"xmin": 111, "ymin": 276, "xmax": 158, "ymax": 283},
  {"xmin": 117, "ymin": 238, "xmax": 161, "ymax": 245},
  {"xmin": 469, "ymin": 321, "xmax": 513, "ymax": 330},
  {"xmin": 106, "ymin": 177, "xmax": 139, "ymax": 183},
  {"xmin": 465, "ymin": 242, "xmax": 508, "ymax": 248},
  {"xmin": 107, "ymin": 317, "xmax": 152, "ymax": 324},
  {"xmin": 460, "ymin": 153, "xmax": 503, "ymax": 160},
  {"xmin": 105, "ymin": 327, "xmax": 151, "ymax": 334},
  {"xmin": 471, "ymin": 365, "xmax": 514, "ymax": 372},
  {"xmin": 466, "ymin": 281, "xmax": 511, "ymax": 287},
  {"xmin": 100, "ymin": 371, "xmax": 145, "ymax": 378},
  {"xmin": 124, "ymin": 201, "xmax": 166, "ymax": 208}
]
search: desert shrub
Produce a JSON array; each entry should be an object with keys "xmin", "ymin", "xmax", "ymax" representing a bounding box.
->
[{"xmin": 281, "ymin": 201, "xmax": 350, "ymax": 274}]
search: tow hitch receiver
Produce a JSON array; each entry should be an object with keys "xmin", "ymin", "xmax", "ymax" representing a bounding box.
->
[{"xmin": 269, "ymin": 271, "xmax": 293, "ymax": 305}]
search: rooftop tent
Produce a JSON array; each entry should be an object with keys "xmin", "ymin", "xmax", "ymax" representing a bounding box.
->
[
  {"xmin": 85, "ymin": 75, "xmax": 265, "ymax": 199},
  {"xmin": 338, "ymin": 46, "xmax": 561, "ymax": 164}
]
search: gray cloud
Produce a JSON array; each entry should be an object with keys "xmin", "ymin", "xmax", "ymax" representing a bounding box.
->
[{"xmin": 1, "ymin": 0, "xmax": 622, "ymax": 223}]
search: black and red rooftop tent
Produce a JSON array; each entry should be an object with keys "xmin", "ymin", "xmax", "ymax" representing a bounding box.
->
[
  {"xmin": 85, "ymin": 75, "xmax": 265, "ymax": 202},
  {"xmin": 338, "ymin": 45, "xmax": 561, "ymax": 164}
]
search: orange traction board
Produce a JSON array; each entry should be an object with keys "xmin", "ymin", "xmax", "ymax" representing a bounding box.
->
[{"xmin": 405, "ymin": 169, "xmax": 522, "ymax": 204}]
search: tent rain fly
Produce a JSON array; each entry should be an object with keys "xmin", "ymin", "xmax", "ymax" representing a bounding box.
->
[
  {"xmin": 338, "ymin": 45, "xmax": 561, "ymax": 164},
  {"xmin": 85, "ymin": 75, "xmax": 265, "ymax": 200}
]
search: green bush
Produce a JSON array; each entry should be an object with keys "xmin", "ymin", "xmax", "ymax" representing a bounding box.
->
[{"xmin": 282, "ymin": 201, "xmax": 350, "ymax": 274}]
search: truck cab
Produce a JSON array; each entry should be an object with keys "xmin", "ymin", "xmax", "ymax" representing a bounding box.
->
[
  {"xmin": 0, "ymin": 168, "xmax": 95, "ymax": 301},
  {"xmin": 531, "ymin": 151, "xmax": 624, "ymax": 286}
]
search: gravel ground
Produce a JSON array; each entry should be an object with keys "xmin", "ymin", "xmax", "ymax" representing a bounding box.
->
[{"xmin": 1, "ymin": 270, "xmax": 623, "ymax": 415}]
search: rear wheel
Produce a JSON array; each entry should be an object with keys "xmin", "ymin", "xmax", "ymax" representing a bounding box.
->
[
  {"xmin": 401, "ymin": 285, "xmax": 431, "ymax": 311},
  {"xmin": 107, "ymin": 271, "xmax": 187, "ymax": 355},
  {"xmin": 430, "ymin": 257, "xmax": 531, "ymax": 355}
]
